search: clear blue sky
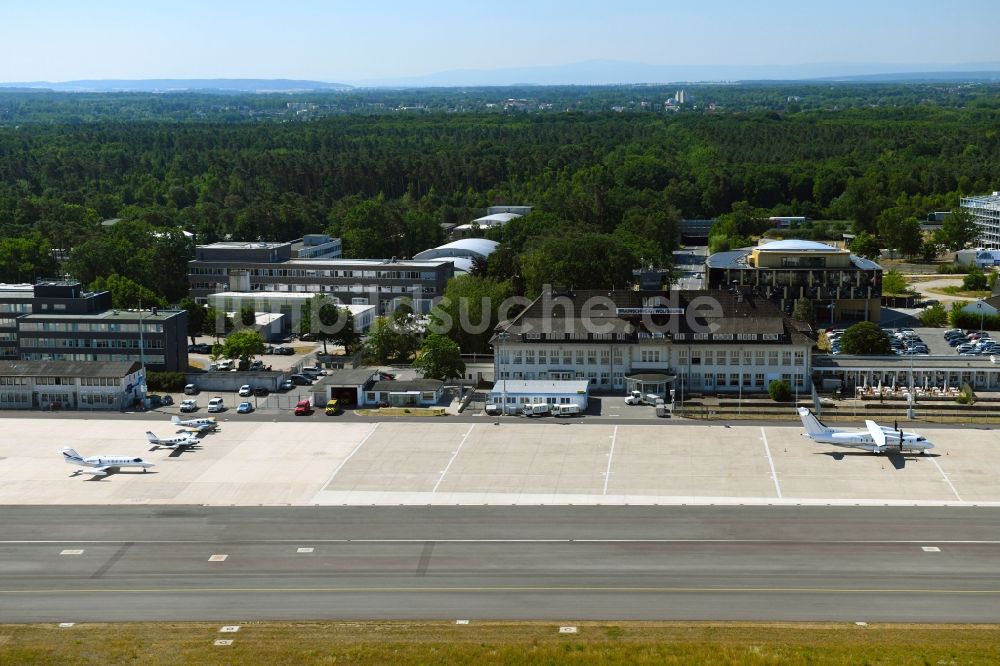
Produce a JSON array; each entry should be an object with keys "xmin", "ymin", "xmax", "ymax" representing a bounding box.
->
[{"xmin": 2, "ymin": 0, "xmax": 999, "ymax": 81}]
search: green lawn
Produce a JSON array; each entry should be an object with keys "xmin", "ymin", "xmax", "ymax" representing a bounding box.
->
[{"xmin": 2, "ymin": 621, "xmax": 999, "ymax": 665}]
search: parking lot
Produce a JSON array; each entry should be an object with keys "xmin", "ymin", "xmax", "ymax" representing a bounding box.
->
[{"xmin": 1, "ymin": 417, "xmax": 997, "ymax": 507}]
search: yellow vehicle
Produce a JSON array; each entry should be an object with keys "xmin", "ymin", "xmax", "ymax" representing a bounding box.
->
[{"xmin": 324, "ymin": 399, "xmax": 340, "ymax": 415}]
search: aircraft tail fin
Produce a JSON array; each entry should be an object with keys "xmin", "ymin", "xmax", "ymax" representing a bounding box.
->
[
  {"xmin": 145, "ymin": 431, "xmax": 158, "ymax": 442},
  {"xmin": 61, "ymin": 447, "xmax": 83, "ymax": 462},
  {"xmin": 797, "ymin": 407, "xmax": 831, "ymax": 435}
]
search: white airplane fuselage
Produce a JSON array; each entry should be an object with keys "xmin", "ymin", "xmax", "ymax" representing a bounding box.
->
[
  {"xmin": 797, "ymin": 407, "xmax": 934, "ymax": 454},
  {"xmin": 803, "ymin": 429, "xmax": 934, "ymax": 453},
  {"xmin": 62, "ymin": 448, "xmax": 155, "ymax": 475}
]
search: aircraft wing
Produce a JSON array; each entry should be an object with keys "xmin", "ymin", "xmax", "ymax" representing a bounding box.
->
[
  {"xmin": 865, "ymin": 420, "xmax": 887, "ymax": 450},
  {"xmin": 84, "ymin": 467, "xmax": 109, "ymax": 476}
]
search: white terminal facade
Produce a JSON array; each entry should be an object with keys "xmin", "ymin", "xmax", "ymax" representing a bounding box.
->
[
  {"xmin": 492, "ymin": 289, "xmax": 812, "ymax": 398},
  {"xmin": 962, "ymin": 192, "xmax": 1000, "ymax": 248}
]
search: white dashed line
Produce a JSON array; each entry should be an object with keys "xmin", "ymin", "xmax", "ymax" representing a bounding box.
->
[
  {"xmin": 433, "ymin": 425, "xmax": 476, "ymax": 492},
  {"xmin": 59, "ymin": 549, "xmax": 84, "ymax": 555},
  {"xmin": 922, "ymin": 546, "xmax": 941, "ymax": 552},
  {"xmin": 761, "ymin": 427, "xmax": 782, "ymax": 499},
  {"xmin": 296, "ymin": 547, "xmax": 314, "ymax": 554},
  {"xmin": 208, "ymin": 554, "xmax": 228, "ymax": 562}
]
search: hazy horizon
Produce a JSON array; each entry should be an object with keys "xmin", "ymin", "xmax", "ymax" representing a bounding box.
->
[{"xmin": 1, "ymin": 0, "xmax": 999, "ymax": 84}]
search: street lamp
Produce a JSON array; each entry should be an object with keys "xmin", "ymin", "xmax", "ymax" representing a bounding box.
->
[{"xmin": 827, "ymin": 301, "xmax": 836, "ymax": 326}]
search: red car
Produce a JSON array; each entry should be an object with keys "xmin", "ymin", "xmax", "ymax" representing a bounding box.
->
[{"xmin": 293, "ymin": 399, "xmax": 313, "ymax": 416}]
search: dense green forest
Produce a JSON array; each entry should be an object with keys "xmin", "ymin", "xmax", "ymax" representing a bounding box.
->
[{"xmin": 1, "ymin": 84, "xmax": 999, "ymax": 309}]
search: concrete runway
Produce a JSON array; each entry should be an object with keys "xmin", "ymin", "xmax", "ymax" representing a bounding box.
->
[{"xmin": 2, "ymin": 506, "xmax": 999, "ymax": 623}]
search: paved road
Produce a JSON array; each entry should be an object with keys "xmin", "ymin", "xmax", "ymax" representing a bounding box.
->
[
  {"xmin": 2, "ymin": 506, "xmax": 999, "ymax": 623},
  {"xmin": 2, "ymin": 408, "xmax": 994, "ymax": 430}
]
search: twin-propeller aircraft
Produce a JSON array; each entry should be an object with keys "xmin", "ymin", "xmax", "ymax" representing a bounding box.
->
[{"xmin": 798, "ymin": 407, "xmax": 934, "ymax": 455}]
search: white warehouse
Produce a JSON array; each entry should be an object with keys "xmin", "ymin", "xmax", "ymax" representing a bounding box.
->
[
  {"xmin": 412, "ymin": 238, "xmax": 499, "ymax": 274},
  {"xmin": 489, "ymin": 379, "xmax": 590, "ymax": 414}
]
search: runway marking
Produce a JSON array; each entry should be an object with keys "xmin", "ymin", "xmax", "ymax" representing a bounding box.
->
[
  {"xmin": 90, "ymin": 542, "xmax": 132, "ymax": 579},
  {"xmin": 321, "ymin": 423, "xmax": 379, "ymax": 488},
  {"xmin": 922, "ymin": 546, "xmax": 941, "ymax": 552},
  {"xmin": 603, "ymin": 426, "xmax": 618, "ymax": 495},
  {"xmin": 433, "ymin": 425, "xmax": 475, "ymax": 492},
  {"xmin": 208, "ymin": 554, "xmax": 228, "ymax": 562},
  {"xmin": 8, "ymin": 538, "xmax": 1000, "ymax": 545},
  {"xmin": 760, "ymin": 427, "xmax": 782, "ymax": 499},
  {"xmin": 59, "ymin": 549, "xmax": 84, "ymax": 555},
  {"xmin": 416, "ymin": 541, "xmax": 434, "ymax": 576},
  {"xmin": 929, "ymin": 457, "xmax": 963, "ymax": 502},
  {"xmin": 1, "ymin": 585, "xmax": 999, "ymax": 596},
  {"xmin": 296, "ymin": 548, "xmax": 314, "ymax": 554}
]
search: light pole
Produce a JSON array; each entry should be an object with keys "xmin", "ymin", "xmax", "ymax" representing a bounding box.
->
[{"xmin": 827, "ymin": 301, "xmax": 836, "ymax": 326}]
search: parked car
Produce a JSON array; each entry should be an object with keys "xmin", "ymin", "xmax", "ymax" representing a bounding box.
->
[
  {"xmin": 274, "ymin": 346, "xmax": 294, "ymax": 356},
  {"xmin": 160, "ymin": 395, "xmax": 173, "ymax": 406},
  {"xmin": 249, "ymin": 360, "xmax": 264, "ymax": 371},
  {"xmin": 325, "ymin": 399, "xmax": 340, "ymax": 415},
  {"xmin": 184, "ymin": 384, "xmax": 199, "ymax": 395},
  {"xmin": 207, "ymin": 397, "xmax": 225, "ymax": 413},
  {"xmin": 238, "ymin": 384, "xmax": 252, "ymax": 397},
  {"xmin": 216, "ymin": 359, "xmax": 234, "ymax": 371},
  {"xmin": 146, "ymin": 394, "xmax": 163, "ymax": 408},
  {"xmin": 236, "ymin": 401, "xmax": 254, "ymax": 414},
  {"xmin": 289, "ymin": 374, "xmax": 312, "ymax": 386},
  {"xmin": 299, "ymin": 333, "xmax": 315, "ymax": 341},
  {"xmin": 252, "ymin": 387, "xmax": 269, "ymax": 397},
  {"xmin": 302, "ymin": 365, "xmax": 327, "ymax": 376},
  {"xmin": 294, "ymin": 399, "xmax": 313, "ymax": 416},
  {"xmin": 264, "ymin": 346, "xmax": 275, "ymax": 355},
  {"xmin": 278, "ymin": 379, "xmax": 294, "ymax": 391},
  {"xmin": 179, "ymin": 399, "xmax": 198, "ymax": 413}
]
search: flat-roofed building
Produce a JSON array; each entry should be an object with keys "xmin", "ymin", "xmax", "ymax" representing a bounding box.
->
[
  {"xmin": 0, "ymin": 280, "xmax": 188, "ymax": 371},
  {"xmin": 706, "ymin": 239, "xmax": 882, "ymax": 323},
  {"xmin": 188, "ymin": 240, "xmax": 453, "ymax": 314},
  {"xmin": 961, "ymin": 192, "xmax": 1000, "ymax": 248}
]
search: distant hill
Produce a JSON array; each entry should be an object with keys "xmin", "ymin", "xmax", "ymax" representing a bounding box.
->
[
  {"xmin": 0, "ymin": 79, "xmax": 353, "ymax": 93},
  {"xmin": 350, "ymin": 59, "xmax": 1000, "ymax": 87}
]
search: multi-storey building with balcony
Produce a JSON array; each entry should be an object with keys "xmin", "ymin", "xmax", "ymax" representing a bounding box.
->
[
  {"xmin": 961, "ymin": 192, "xmax": 1000, "ymax": 248},
  {"xmin": 492, "ymin": 288, "xmax": 812, "ymax": 398},
  {"xmin": 706, "ymin": 239, "xmax": 882, "ymax": 324},
  {"xmin": 187, "ymin": 240, "xmax": 453, "ymax": 314}
]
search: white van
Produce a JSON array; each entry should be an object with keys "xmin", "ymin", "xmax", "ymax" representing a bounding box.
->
[
  {"xmin": 207, "ymin": 397, "xmax": 225, "ymax": 413},
  {"xmin": 216, "ymin": 359, "xmax": 234, "ymax": 371},
  {"xmin": 553, "ymin": 404, "xmax": 580, "ymax": 417}
]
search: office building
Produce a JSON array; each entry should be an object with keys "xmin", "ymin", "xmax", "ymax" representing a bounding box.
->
[
  {"xmin": 0, "ymin": 280, "xmax": 188, "ymax": 372},
  {"xmin": 706, "ymin": 239, "xmax": 883, "ymax": 323},
  {"xmin": 188, "ymin": 241, "xmax": 454, "ymax": 314},
  {"xmin": 961, "ymin": 192, "xmax": 1000, "ymax": 248},
  {"xmin": 0, "ymin": 360, "xmax": 146, "ymax": 411}
]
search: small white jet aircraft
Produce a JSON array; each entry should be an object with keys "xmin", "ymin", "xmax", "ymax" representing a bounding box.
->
[
  {"xmin": 62, "ymin": 448, "xmax": 155, "ymax": 476},
  {"xmin": 171, "ymin": 415, "xmax": 218, "ymax": 433},
  {"xmin": 798, "ymin": 407, "xmax": 934, "ymax": 455},
  {"xmin": 145, "ymin": 431, "xmax": 200, "ymax": 449}
]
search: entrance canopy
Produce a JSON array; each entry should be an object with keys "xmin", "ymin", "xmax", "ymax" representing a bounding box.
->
[{"xmin": 625, "ymin": 371, "xmax": 676, "ymax": 398}]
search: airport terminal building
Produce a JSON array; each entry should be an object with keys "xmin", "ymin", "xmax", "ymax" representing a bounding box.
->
[{"xmin": 492, "ymin": 288, "xmax": 813, "ymax": 398}]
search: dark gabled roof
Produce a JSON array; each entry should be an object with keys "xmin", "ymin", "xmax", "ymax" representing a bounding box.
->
[
  {"xmin": 372, "ymin": 379, "xmax": 444, "ymax": 392},
  {"xmin": 0, "ymin": 360, "xmax": 141, "ymax": 378},
  {"xmin": 495, "ymin": 289, "xmax": 810, "ymax": 345}
]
